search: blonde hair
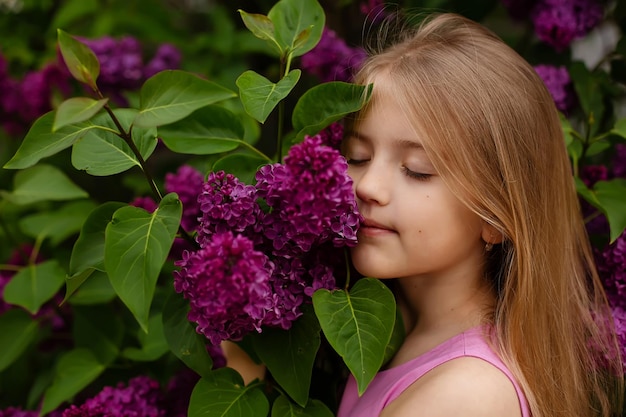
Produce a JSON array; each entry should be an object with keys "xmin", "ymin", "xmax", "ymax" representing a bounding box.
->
[{"xmin": 352, "ymin": 12, "xmax": 623, "ymax": 417}]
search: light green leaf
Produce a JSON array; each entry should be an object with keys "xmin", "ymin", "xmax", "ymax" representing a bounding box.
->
[
  {"xmin": 594, "ymin": 179, "xmax": 626, "ymax": 242},
  {"xmin": 70, "ymin": 201, "xmax": 126, "ymax": 275},
  {"xmin": 3, "ymin": 260, "xmax": 67, "ymax": 315},
  {"xmin": 57, "ymin": 29, "xmax": 100, "ymax": 88},
  {"xmin": 4, "ymin": 164, "xmax": 88, "ymax": 205},
  {"xmin": 158, "ymin": 105, "xmax": 245, "ymax": 154},
  {"xmin": 252, "ymin": 305, "xmax": 320, "ymax": 407},
  {"xmin": 268, "ymin": 0, "xmax": 325, "ymax": 57},
  {"xmin": 238, "ymin": 10, "xmax": 282, "ymax": 55},
  {"xmin": 188, "ymin": 368, "xmax": 270, "ymax": 417},
  {"xmin": 72, "ymin": 304, "xmax": 123, "ymax": 365},
  {"xmin": 237, "ymin": 69, "xmax": 301, "ymax": 123},
  {"xmin": 313, "ymin": 278, "xmax": 396, "ymax": 395},
  {"xmin": 72, "ymin": 109, "xmax": 158, "ymax": 176},
  {"xmin": 162, "ymin": 290, "xmax": 214, "ymax": 379},
  {"xmin": 271, "ymin": 396, "xmax": 333, "ymax": 417},
  {"xmin": 611, "ymin": 117, "xmax": 626, "ymax": 140},
  {"xmin": 53, "ymin": 97, "xmax": 108, "ymax": 131},
  {"xmin": 3, "ymin": 112, "xmax": 96, "ymax": 169},
  {"xmin": 104, "ymin": 193, "xmax": 182, "ymax": 331},
  {"xmin": 0, "ymin": 309, "xmax": 39, "ymax": 372},
  {"xmin": 134, "ymin": 70, "xmax": 236, "ymax": 128},
  {"xmin": 122, "ymin": 313, "xmax": 170, "ymax": 361},
  {"xmin": 19, "ymin": 200, "xmax": 96, "ymax": 246},
  {"xmin": 292, "ymin": 82, "xmax": 372, "ymax": 141},
  {"xmin": 40, "ymin": 349, "xmax": 105, "ymax": 415}
]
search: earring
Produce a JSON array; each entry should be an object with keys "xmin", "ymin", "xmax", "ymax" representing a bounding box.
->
[{"xmin": 485, "ymin": 242, "xmax": 493, "ymax": 252}]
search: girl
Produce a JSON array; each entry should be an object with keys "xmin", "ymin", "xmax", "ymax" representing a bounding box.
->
[{"xmin": 338, "ymin": 12, "xmax": 623, "ymax": 417}]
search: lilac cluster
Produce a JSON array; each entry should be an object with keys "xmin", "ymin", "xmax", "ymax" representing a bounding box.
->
[
  {"xmin": 533, "ymin": 65, "xmax": 577, "ymax": 113},
  {"xmin": 61, "ymin": 376, "xmax": 165, "ymax": 417},
  {"xmin": 300, "ymin": 27, "xmax": 366, "ymax": 83},
  {"xmin": 174, "ymin": 134, "xmax": 361, "ymax": 344},
  {"xmin": 165, "ymin": 165, "xmax": 204, "ymax": 232},
  {"xmin": 0, "ymin": 408, "xmax": 38, "ymax": 417},
  {"xmin": 317, "ymin": 121, "xmax": 345, "ymax": 150},
  {"xmin": 79, "ymin": 36, "xmax": 181, "ymax": 92},
  {"xmin": 531, "ymin": 0, "xmax": 605, "ymax": 51},
  {"xmin": 0, "ymin": 53, "xmax": 71, "ymax": 136}
]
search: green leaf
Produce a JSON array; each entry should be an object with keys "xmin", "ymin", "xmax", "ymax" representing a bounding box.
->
[
  {"xmin": 383, "ymin": 308, "xmax": 405, "ymax": 365},
  {"xmin": 158, "ymin": 105, "xmax": 245, "ymax": 155},
  {"xmin": 292, "ymin": 82, "xmax": 372, "ymax": 141},
  {"xmin": 40, "ymin": 349, "xmax": 105, "ymax": 415},
  {"xmin": 4, "ymin": 164, "xmax": 88, "ymax": 205},
  {"xmin": 559, "ymin": 113, "xmax": 575, "ymax": 148},
  {"xmin": 575, "ymin": 177, "xmax": 600, "ymax": 207},
  {"xmin": 57, "ymin": 29, "xmax": 100, "ymax": 88},
  {"xmin": 72, "ymin": 109, "xmax": 158, "ymax": 176},
  {"xmin": 3, "ymin": 112, "xmax": 96, "ymax": 169},
  {"xmin": 271, "ymin": 396, "xmax": 333, "ymax": 417},
  {"xmin": 134, "ymin": 70, "xmax": 237, "ymax": 128},
  {"xmin": 252, "ymin": 305, "xmax": 320, "ymax": 407},
  {"xmin": 122, "ymin": 313, "xmax": 170, "ymax": 362},
  {"xmin": 0, "ymin": 309, "xmax": 39, "ymax": 372},
  {"xmin": 569, "ymin": 62, "xmax": 605, "ymax": 138},
  {"xmin": 104, "ymin": 193, "xmax": 182, "ymax": 332},
  {"xmin": 268, "ymin": 0, "xmax": 325, "ymax": 58},
  {"xmin": 70, "ymin": 201, "xmax": 126, "ymax": 275},
  {"xmin": 237, "ymin": 69, "xmax": 301, "ymax": 123},
  {"xmin": 3, "ymin": 260, "xmax": 67, "ymax": 315},
  {"xmin": 238, "ymin": 10, "xmax": 282, "ymax": 55},
  {"xmin": 594, "ymin": 179, "xmax": 626, "ymax": 242},
  {"xmin": 53, "ymin": 97, "xmax": 108, "ymax": 131},
  {"xmin": 188, "ymin": 368, "xmax": 270, "ymax": 417},
  {"xmin": 19, "ymin": 200, "xmax": 96, "ymax": 246},
  {"xmin": 66, "ymin": 270, "xmax": 116, "ymax": 305},
  {"xmin": 611, "ymin": 117, "xmax": 626, "ymax": 140},
  {"xmin": 72, "ymin": 305, "xmax": 123, "ymax": 365},
  {"xmin": 212, "ymin": 153, "xmax": 269, "ymax": 185},
  {"xmin": 162, "ymin": 290, "xmax": 214, "ymax": 379},
  {"xmin": 313, "ymin": 278, "xmax": 396, "ymax": 395}
]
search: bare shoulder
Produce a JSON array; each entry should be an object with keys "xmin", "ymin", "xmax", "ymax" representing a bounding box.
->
[{"xmin": 380, "ymin": 356, "xmax": 523, "ymax": 417}]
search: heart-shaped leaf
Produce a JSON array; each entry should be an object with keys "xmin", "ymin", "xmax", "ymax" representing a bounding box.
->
[
  {"xmin": 3, "ymin": 260, "xmax": 67, "ymax": 314},
  {"xmin": 53, "ymin": 97, "xmax": 108, "ymax": 131},
  {"xmin": 237, "ymin": 69, "xmax": 301, "ymax": 123},
  {"xmin": 238, "ymin": 10, "xmax": 282, "ymax": 55},
  {"xmin": 268, "ymin": 0, "xmax": 325, "ymax": 58},
  {"xmin": 5, "ymin": 164, "xmax": 88, "ymax": 205},
  {"xmin": 104, "ymin": 193, "xmax": 182, "ymax": 332},
  {"xmin": 312, "ymin": 278, "xmax": 396, "ymax": 395},
  {"xmin": 19, "ymin": 200, "xmax": 96, "ymax": 246},
  {"xmin": 594, "ymin": 179, "xmax": 626, "ymax": 242},
  {"xmin": 271, "ymin": 395, "xmax": 333, "ymax": 417}
]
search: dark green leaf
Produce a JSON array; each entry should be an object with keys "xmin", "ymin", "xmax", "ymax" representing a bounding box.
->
[
  {"xmin": 134, "ymin": 70, "xmax": 236, "ymax": 128},
  {"xmin": 313, "ymin": 278, "xmax": 396, "ymax": 395},
  {"xmin": 594, "ymin": 179, "xmax": 626, "ymax": 242},
  {"xmin": 66, "ymin": 270, "xmax": 116, "ymax": 305},
  {"xmin": 158, "ymin": 105, "xmax": 245, "ymax": 155},
  {"xmin": 212, "ymin": 153, "xmax": 269, "ymax": 185},
  {"xmin": 53, "ymin": 97, "xmax": 108, "ymax": 131},
  {"xmin": 188, "ymin": 368, "xmax": 270, "ymax": 417},
  {"xmin": 72, "ymin": 305, "xmax": 123, "ymax": 365},
  {"xmin": 271, "ymin": 396, "xmax": 333, "ymax": 417},
  {"xmin": 268, "ymin": 0, "xmax": 325, "ymax": 57},
  {"xmin": 569, "ymin": 62, "xmax": 605, "ymax": 138},
  {"xmin": 237, "ymin": 69, "xmax": 301, "ymax": 123},
  {"xmin": 611, "ymin": 117, "xmax": 626, "ymax": 140},
  {"xmin": 292, "ymin": 82, "xmax": 372, "ymax": 141},
  {"xmin": 4, "ymin": 164, "xmax": 88, "ymax": 205},
  {"xmin": 57, "ymin": 29, "xmax": 100, "ymax": 88},
  {"xmin": 19, "ymin": 200, "xmax": 96, "ymax": 246},
  {"xmin": 40, "ymin": 349, "xmax": 105, "ymax": 415},
  {"xmin": 72, "ymin": 109, "xmax": 158, "ymax": 176},
  {"xmin": 252, "ymin": 305, "xmax": 320, "ymax": 407},
  {"xmin": 123, "ymin": 313, "xmax": 170, "ymax": 361},
  {"xmin": 3, "ymin": 260, "xmax": 67, "ymax": 315},
  {"xmin": 0, "ymin": 309, "xmax": 39, "ymax": 372},
  {"xmin": 104, "ymin": 193, "xmax": 182, "ymax": 331},
  {"xmin": 162, "ymin": 290, "xmax": 214, "ymax": 379}
]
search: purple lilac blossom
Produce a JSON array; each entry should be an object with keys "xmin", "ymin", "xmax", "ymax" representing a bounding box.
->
[
  {"xmin": 196, "ymin": 171, "xmax": 263, "ymax": 247},
  {"xmin": 530, "ymin": 0, "xmax": 605, "ymax": 51},
  {"xmin": 81, "ymin": 36, "xmax": 144, "ymax": 90},
  {"xmin": 0, "ymin": 407, "xmax": 38, "ymax": 417},
  {"xmin": 130, "ymin": 196, "xmax": 158, "ymax": 213},
  {"xmin": 144, "ymin": 44, "xmax": 182, "ymax": 79},
  {"xmin": 612, "ymin": 144, "xmax": 626, "ymax": 178},
  {"xmin": 165, "ymin": 165, "xmax": 204, "ymax": 232},
  {"xmin": 164, "ymin": 368, "xmax": 201, "ymax": 417},
  {"xmin": 256, "ymin": 134, "xmax": 361, "ymax": 255},
  {"xmin": 300, "ymin": 27, "xmax": 366, "ymax": 83},
  {"xmin": 533, "ymin": 64, "xmax": 576, "ymax": 113},
  {"xmin": 580, "ymin": 165, "xmax": 610, "ymax": 236},
  {"xmin": 61, "ymin": 376, "xmax": 165, "ymax": 417},
  {"xmin": 610, "ymin": 306, "xmax": 626, "ymax": 369},
  {"xmin": 174, "ymin": 232, "xmax": 274, "ymax": 345},
  {"xmin": 317, "ymin": 121, "xmax": 345, "ymax": 150},
  {"xmin": 596, "ymin": 231, "xmax": 626, "ymax": 311}
]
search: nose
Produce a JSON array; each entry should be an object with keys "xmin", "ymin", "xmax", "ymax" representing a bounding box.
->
[{"xmin": 351, "ymin": 162, "xmax": 391, "ymax": 206}]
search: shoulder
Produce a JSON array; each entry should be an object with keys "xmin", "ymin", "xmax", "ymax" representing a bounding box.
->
[{"xmin": 380, "ymin": 356, "xmax": 522, "ymax": 417}]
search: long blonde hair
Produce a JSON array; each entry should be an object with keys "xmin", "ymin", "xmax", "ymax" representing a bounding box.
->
[{"xmin": 353, "ymin": 12, "xmax": 623, "ymax": 417}]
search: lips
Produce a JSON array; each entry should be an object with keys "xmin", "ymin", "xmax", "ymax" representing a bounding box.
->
[{"xmin": 359, "ymin": 218, "xmax": 396, "ymax": 236}]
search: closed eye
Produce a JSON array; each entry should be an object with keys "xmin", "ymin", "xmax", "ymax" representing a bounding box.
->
[
  {"xmin": 346, "ymin": 158, "xmax": 369, "ymax": 165},
  {"xmin": 402, "ymin": 166, "xmax": 432, "ymax": 181}
]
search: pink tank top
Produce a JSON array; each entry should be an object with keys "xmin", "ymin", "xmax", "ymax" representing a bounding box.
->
[{"xmin": 336, "ymin": 326, "xmax": 531, "ymax": 417}]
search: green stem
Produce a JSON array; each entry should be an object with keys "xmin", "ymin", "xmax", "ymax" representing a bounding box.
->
[
  {"xmin": 344, "ymin": 248, "xmax": 351, "ymax": 290},
  {"xmin": 238, "ymin": 141, "xmax": 273, "ymax": 163},
  {"xmin": 0, "ymin": 264, "xmax": 22, "ymax": 272}
]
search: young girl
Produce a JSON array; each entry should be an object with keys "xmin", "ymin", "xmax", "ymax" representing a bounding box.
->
[{"xmin": 338, "ymin": 12, "xmax": 623, "ymax": 417}]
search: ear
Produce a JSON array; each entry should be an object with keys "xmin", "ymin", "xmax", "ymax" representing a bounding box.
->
[{"xmin": 481, "ymin": 222, "xmax": 504, "ymax": 245}]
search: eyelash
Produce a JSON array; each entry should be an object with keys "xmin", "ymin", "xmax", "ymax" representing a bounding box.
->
[{"xmin": 347, "ymin": 159, "xmax": 432, "ymax": 181}]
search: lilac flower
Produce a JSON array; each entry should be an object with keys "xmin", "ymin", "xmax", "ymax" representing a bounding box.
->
[
  {"xmin": 165, "ymin": 165, "xmax": 204, "ymax": 232},
  {"xmin": 144, "ymin": 44, "xmax": 182, "ymax": 79},
  {"xmin": 130, "ymin": 196, "xmax": 158, "ymax": 213},
  {"xmin": 533, "ymin": 64, "xmax": 577, "ymax": 113},
  {"xmin": 0, "ymin": 407, "xmax": 38, "ymax": 417},
  {"xmin": 256, "ymin": 134, "xmax": 361, "ymax": 254},
  {"xmin": 317, "ymin": 121, "xmax": 345, "ymax": 150},
  {"xmin": 610, "ymin": 306, "xmax": 626, "ymax": 369},
  {"xmin": 81, "ymin": 36, "xmax": 144, "ymax": 90},
  {"xmin": 301, "ymin": 27, "xmax": 366, "ymax": 83},
  {"xmin": 531, "ymin": 0, "xmax": 605, "ymax": 51},
  {"xmin": 61, "ymin": 376, "xmax": 165, "ymax": 417},
  {"xmin": 196, "ymin": 171, "xmax": 263, "ymax": 247},
  {"xmin": 174, "ymin": 232, "xmax": 274, "ymax": 345},
  {"xmin": 580, "ymin": 165, "xmax": 610, "ymax": 236},
  {"xmin": 164, "ymin": 368, "xmax": 200, "ymax": 417},
  {"xmin": 596, "ymin": 231, "xmax": 626, "ymax": 310},
  {"xmin": 612, "ymin": 144, "xmax": 626, "ymax": 179}
]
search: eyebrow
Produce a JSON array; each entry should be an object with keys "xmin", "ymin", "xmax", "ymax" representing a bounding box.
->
[{"xmin": 345, "ymin": 130, "xmax": 425, "ymax": 151}]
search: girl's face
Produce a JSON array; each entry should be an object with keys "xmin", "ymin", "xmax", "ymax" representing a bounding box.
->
[{"xmin": 344, "ymin": 90, "xmax": 489, "ymax": 283}]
